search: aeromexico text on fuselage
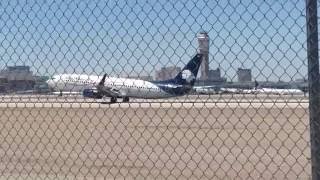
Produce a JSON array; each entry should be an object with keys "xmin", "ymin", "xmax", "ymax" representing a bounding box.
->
[{"xmin": 47, "ymin": 54, "xmax": 203, "ymax": 99}]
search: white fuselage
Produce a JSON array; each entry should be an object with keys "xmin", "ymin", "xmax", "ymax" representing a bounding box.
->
[{"xmin": 47, "ymin": 74, "xmax": 173, "ymax": 99}]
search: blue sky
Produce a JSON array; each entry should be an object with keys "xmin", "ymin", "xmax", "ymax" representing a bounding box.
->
[{"xmin": 0, "ymin": 0, "xmax": 308, "ymax": 81}]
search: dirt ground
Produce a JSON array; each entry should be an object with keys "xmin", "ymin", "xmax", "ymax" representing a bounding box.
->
[{"xmin": 0, "ymin": 102, "xmax": 311, "ymax": 179}]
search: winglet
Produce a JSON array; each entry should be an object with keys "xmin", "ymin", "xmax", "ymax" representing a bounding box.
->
[{"xmin": 98, "ymin": 74, "xmax": 107, "ymax": 86}]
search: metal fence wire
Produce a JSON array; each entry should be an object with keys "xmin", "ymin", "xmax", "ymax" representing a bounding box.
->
[{"xmin": 0, "ymin": 0, "xmax": 315, "ymax": 179}]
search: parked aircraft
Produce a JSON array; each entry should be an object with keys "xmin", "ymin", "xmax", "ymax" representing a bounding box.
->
[
  {"xmin": 256, "ymin": 88, "xmax": 304, "ymax": 95},
  {"xmin": 47, "ymin": 54, "xmax": 203, "ymax": 103},
  {"xmin": 193, "ymin": 86, "xmax": 218, "ymax": 94}
]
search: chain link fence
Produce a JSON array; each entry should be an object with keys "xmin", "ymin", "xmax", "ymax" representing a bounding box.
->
[{"xmin": 0, "ymin": 0, "xmax": 315, "ymax": 179}]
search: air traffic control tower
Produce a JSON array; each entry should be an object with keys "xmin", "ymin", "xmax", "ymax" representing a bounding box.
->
[{"xmin": 197, "ymin": 32, "xmax": 209, "ymax": 80}]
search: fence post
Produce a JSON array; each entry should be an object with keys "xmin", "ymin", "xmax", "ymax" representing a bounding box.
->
[{"xmin": 306, "ymin": 0, "xmax": 320, "ymax": 179}]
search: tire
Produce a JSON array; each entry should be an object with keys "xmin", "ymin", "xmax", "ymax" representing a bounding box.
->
[
  {"xmin": 122, "ymin": 97, "xmax": 129, "ymax": 102},
  {"xmin": 110, "ymin": 97, "xmax": 117, "ymax": 103}
]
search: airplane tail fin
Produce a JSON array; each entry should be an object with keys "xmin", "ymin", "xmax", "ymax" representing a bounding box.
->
[{"xmin": 172, "ymin": 53, "xmax": 203, "ymax": 86}]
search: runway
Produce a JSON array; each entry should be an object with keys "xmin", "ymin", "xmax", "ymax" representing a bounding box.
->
[{"xmin": 0, "ymin": 94, "xmax": 311, "ymax": 179}]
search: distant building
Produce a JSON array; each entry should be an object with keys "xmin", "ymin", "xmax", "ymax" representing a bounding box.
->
[
  {"xmin": 0, "ymin": 76, "xmax": 8, "ymax": 93},
  {"xmin": 237, "ymin": 68, "xmax": 252, "ymax": 82},
  {"xmin": 208, "ymin": 68, "xmax": 226, "ymax": 82},
  {"xmin": 1, "ymin": 66, "xmax": 34, "ymax": 81},
  {"xmin": 7, "ymin": 66, "xmax": 30, "ymax": 72},
  {"xmin": 195, "ymin": 68, "xmax": 226, "ymax": 86},
  {"xmin": 155, "ymin": 66, "xmax": 181, "ymax": 81},
  {"xmin": 0, "ymin": 65, "xmax": 35, "ymax": 91}
]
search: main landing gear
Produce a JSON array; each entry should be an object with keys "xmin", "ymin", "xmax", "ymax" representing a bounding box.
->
[
  {"xmin": 101, "ymin": 97, "xmax": 129, "ymax": 104},
  {"xmin": 110, "ymin": 97, "xmax": 117, "ymax": 103},
  {"xmin": 122, "ymin": 97, "xmax": 129, "ymax": 102},
  {"xmin": 110, "ymin": 97, "xmax": 129, "ymax": 103}
]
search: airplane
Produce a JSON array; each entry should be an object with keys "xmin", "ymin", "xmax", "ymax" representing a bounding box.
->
[
  {"xmin": 193, "ymin": 85, "xmax": 218, "ymax": 94},
  {"xmin": 256, "ymin": 88, "xmax": 304, "ymax": 95},
  {"xmin": 47, "ymin": 53, "xmax": 203, "ymax": 103}
]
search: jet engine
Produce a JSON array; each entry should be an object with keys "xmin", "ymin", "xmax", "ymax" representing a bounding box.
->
[{"xmin": 82, "ymin": 88, "xmax": 103, "ymax": 99}]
